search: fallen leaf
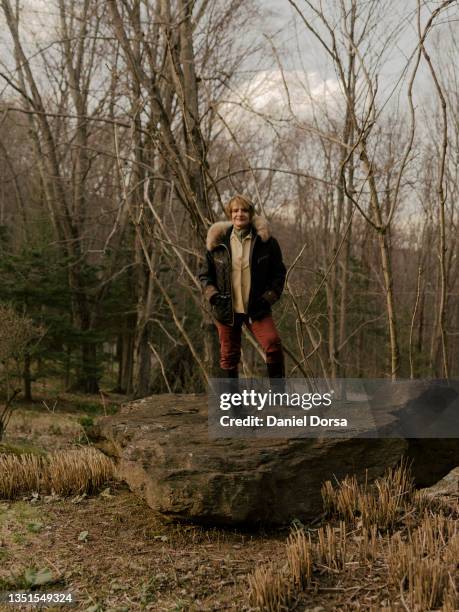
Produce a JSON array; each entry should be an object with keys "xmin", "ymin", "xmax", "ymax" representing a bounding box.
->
[
  {"xmin": 78, "ymin": 530, "xmax": 89, "ymax": 542},
  {"xmin": 153, "ymin": 535, "xmax": 168, "ymax": 542},
  {"xmin": 24, "ymin": 567, "xmax": 54, "ymax": 586},
  {"xmin": 72, "ymin": 493, "xmax": 87, "ymax": 504}
]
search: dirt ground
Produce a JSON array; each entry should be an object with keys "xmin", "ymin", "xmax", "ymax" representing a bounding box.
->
[
  {"xmin": 1, "ymin": 395, "xmax": 287, "ymax": 611},
  {"xmin": 0, "ymin": 393, "xmax": 458, "ymax": 611},
  {"xmin": 0, "ymin": 482, "xmax": 287, "ymax": 611}
]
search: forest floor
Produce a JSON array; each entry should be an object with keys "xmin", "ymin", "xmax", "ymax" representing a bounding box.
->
[{"xmin": 0, "ymin": 387, "xmax": 458, "ymax": 611}]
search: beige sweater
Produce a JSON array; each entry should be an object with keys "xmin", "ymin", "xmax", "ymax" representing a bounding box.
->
[{"xmin": 230, "ymin": 230, "xmax": 251, "ymax": 313}]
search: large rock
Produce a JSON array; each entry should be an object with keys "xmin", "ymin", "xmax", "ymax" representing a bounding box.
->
[
  {"xmin": 91, "ymin": 383, "xmax": 459, "ymax": 526},
  {"xmin": 423, "ymin": 466, "xmax": 459, "ymax": 497},
  {"xmin": 90, "ymin": 394, "xmax": 411, "ymax": 526},
  {"xmin": 370, "ymin": 379, "xmax": 459, "ymax": 486}
]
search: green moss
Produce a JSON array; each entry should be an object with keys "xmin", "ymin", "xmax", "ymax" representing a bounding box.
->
[
  {"xmin": 0, "ymin": 442, "xmax": 47, "ymax": 456},
  {"xmin": 0, "ymin": 573, "xmax": 28, "ymax": 590},
  {"xmin": 14, "ymin": 502, "xmax": 42, "ymax": 521},
  {"xmin": 78, "ymin": 415, "xmax": 94, "ymax": 429},
  {"xmin": 12, "ymin": 531, "xmax": 25, "ymax": 544},
  {"xmin": 77, "ymin": 402, "xmax": 118, "ymax": 416}
]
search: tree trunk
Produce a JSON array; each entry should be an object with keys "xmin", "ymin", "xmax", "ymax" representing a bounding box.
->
[
  {"xmin": 202, "ymin": 314, "xmax": 220, "ymax": 377},
  {"xmin": 377, "ymin": 229, "xmax": 400, "ymax": 379},
  {"xmin": 118, "ymin": 325, "xmax": 135, "ymax": 395},
  {"xmin": 133, "ymin": 324, "xmax": 152, "ymax": 398},
  {"xmin": 76, "ymin": 343, "xmax": 99, "ymax": 394},
  {"xmin": 121, "ymin": 341, "xmax": 134, "ymax": 395},
  {"xmin": 23, "ymin": 351, "xmax": 32, "ymax": 402}
]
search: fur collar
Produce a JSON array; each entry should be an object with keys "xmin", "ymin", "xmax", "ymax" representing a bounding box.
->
[{"xmin": 206, "ymin": 216, "xmax": 271, "ymax": 250}]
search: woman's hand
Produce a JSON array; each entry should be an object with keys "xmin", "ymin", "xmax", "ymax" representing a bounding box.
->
[{"xmin": 210, "ymin": 293, "xmax": 231, "ymax": 307}]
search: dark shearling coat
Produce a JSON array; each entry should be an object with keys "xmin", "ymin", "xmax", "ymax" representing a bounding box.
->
[{"xmin": 199, "ymin": 216, "xmax": 286, "ymax": 325}]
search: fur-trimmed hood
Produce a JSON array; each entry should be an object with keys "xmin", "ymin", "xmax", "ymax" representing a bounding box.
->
[{"xmin": 206, "ymin": 215, "xmax": 271, "ymax": 250}]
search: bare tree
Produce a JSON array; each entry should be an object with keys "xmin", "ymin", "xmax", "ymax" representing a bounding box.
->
[
  {"xmin": 283, "ymin": 0, "xmax": 456, "ymax": 379},
  {"xmin": 1, "ymin": 0, "xmax": 130, "ymax": 391},
  {"xmin": 0, "ymin": 304, "xmax": 43, "ymax": 438}
]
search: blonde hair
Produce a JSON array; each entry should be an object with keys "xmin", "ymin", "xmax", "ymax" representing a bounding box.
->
[{"xmin": 224, "ymin": 195, "xmax": 255, "ymax": 220}]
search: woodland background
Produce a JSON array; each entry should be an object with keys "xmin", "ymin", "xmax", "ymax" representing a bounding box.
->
[{"xmin": 0, "ymin": 0, "xmax": 458, "ymax": 402}]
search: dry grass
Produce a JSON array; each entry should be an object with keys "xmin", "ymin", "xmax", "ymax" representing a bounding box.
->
[
  {"xmin": 322, "ymin": 475, "xmax": 360, "ymax": 523},
  {"xmin": 385, "ymin": 513, "xmax": 458, "ymax": 609},
  {"xmin": 442, "ymin": 585, "xmax": 459, "ymax": 612},
  {"xmin": 414, "ymin": 488, "xmax": 459, "ymax": 518},
  {"xmin": 357, "ymin": 524, "xmax": 379, "ymax": 563},
  {"xmin": 247, "ymin": 463, "xmax": 458, "ymax": 611},
  {"xmin": 0, "ymin": 453, "xmax": 43, "ymax": 498},
  {"xmin": 0, "ymin": 447, "xmax": 115, "ymax": 499},
  {"xmin": 247, "ymin": 563, "xmax": 290, "ymax": 612},
  {"xmin": 321, "ymin": 462, "xmax": 416, "ymax": 531},
  {"xmin": 46, "ymin": 448, "xmax": 114, "ymax": 496},
  {"xmin": 285, "ymin": 528, "xmax": 312, "ymax": 589},
  {"xmin": 247, "ymin": 521, "xmax": 348, "ymax": 609},
  {"xmin": 315, "ymin": 521, "xmax": 347, "ymax": 572},
  {"xmin": 247, "ymin": 527, "xmax": 314, "ymax": 610},
  {"xmin": 320, "ymin": 479, "xmax": 335, "ymax": 516},
  {"xmin": 6, "ymin": 410, "xmax": 81, "ymax": 436}
]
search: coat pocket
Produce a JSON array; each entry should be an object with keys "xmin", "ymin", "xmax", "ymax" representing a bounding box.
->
[
  {"xmin": 211, "ymin": 293, "xmax": 232, "ymax": 323},
  {"xmin": 257, "ymin": 254, "xmax": 269, "ymax": 264}
]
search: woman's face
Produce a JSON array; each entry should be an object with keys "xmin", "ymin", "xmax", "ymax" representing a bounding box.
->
[{"xmin": 231, "ymin": 205, "xmax": 251, "ymax": 230}]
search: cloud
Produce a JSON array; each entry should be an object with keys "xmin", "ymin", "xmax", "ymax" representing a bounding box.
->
[{"xmin": 225, "ymin": 69, "xmax": 342, "ymax": 122}]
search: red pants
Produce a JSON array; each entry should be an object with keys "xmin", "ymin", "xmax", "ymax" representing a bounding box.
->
[{"xmin": 215, "ymin": 314, "xmax": 283, "ymax": 371}]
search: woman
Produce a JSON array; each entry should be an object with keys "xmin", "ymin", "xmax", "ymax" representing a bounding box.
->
[{"xmin": 199, "ymin": 195, "xmax": 286, "ymax": 380}]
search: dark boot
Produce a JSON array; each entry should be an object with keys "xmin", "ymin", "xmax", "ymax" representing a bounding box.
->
[
  {"xmin": 218, "ymin": 367, "xmax": 238, "ymax": 380},
  {"xmin": 266, "ymin": 360, "xmax": 284, "ymax": 380},
  {"xmin": 218, "ymin": 367, "xmax": 239, "ymax": 394},
  {"xmin": 267, "ymin": 360, "xmax": 286, "ymax": 395}
]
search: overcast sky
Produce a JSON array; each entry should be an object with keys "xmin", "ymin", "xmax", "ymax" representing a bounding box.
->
[
  {"xmin": 1, "ymin": 0, "xmax": 456, "ymax": 117},
  {"xmin": 248, "ymin": 0, "xmax": 457, "ymax": 108}
]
